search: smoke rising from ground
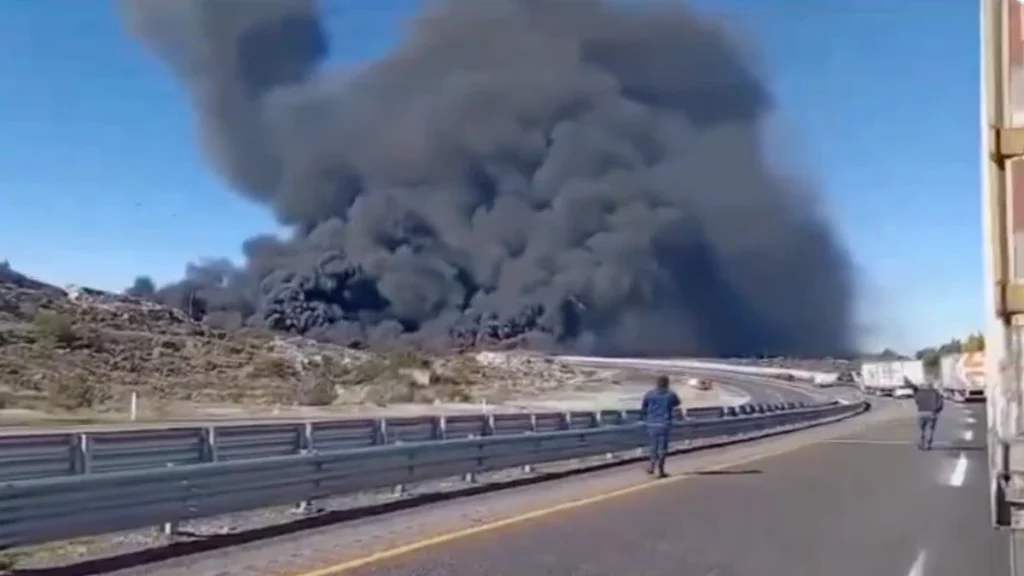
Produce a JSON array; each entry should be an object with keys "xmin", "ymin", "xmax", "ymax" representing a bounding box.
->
[{"xmin": 121, "ymin": 0, "xmax": 856, "ymax": 357}]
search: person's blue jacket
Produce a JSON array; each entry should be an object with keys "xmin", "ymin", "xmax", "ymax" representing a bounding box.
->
[
  {"xmin": 913, "ymin": 386, "xmax": 944, "ymax": 414},
  {"xmin": 641, "ymin": 387, "xmax": 681, "ymax": 427}
]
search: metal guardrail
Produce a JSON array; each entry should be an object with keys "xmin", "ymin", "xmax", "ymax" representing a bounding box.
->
[
  {"xmin": 0, "ymin": 401, "xmax": 809, "ymax": 482},
  {"xmin": 0, "ymin": 400, "xmax": 865, "ymax": 550}
]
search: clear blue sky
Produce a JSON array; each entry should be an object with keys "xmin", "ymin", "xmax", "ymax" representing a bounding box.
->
[{"xmin": 0, "ymin": 0, "xmax": 978, "ymax": 354}]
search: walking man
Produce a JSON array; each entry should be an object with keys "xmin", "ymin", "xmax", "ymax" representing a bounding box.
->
[
  {"xmin": 913, "ymin": 382, "xmax": 944, "ymax": 450},
  {"xmin": 641, "ymin": 374, "xmax": 681, "ymax": 478}
]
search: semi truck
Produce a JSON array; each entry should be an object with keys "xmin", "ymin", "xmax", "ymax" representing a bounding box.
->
[
  {"xmin": 981, "ymin": 0, "xmax": 1024, "ymax": 567},
  {"xmin": 858, "ymin": 359, "xmax": 925, "ymax": 396},
  {"xmin": 937, "ymin": 352, "xmax": 987, "ymax": 402}
]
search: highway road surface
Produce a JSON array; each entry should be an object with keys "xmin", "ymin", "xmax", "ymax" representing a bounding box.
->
[
  {"xmin": 77, "ymin": 398, "xmax": 1007, "ymax": 576},
  {"xmin": 552, "ymin": 355, "xmax": 825, "ymax": 405},
  {"xmin": 322, "ymin": 404, "xmax": 1007, "ymax": 576},
  {"xmin": 711, "ymin": 372, "xmax": 823, "ymax": 404}
]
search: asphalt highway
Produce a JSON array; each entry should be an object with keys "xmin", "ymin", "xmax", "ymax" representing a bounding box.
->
[
  {"xmin": 707, "ymin": 371, "xmax": 824, "ymax": 404},
  {"xmin": 550, "ymin": 355, "xmax": 826, "ymax": 405},
  {"xmin": 328, "ymin": 402, "xmax": 1008, "ymax": 576}
]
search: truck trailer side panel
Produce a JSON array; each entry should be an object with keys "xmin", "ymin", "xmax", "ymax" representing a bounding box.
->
[
  {"xmin": 859, "ymin": 359, "xmax": 925, "ymax": 396},
  {"xmin": 938, "ymin": 352, "xmax": 987, "ymax": 402}
]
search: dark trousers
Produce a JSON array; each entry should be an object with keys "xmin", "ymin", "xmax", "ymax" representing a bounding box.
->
[
  {"xmin": 646, "ymin": 425, "xmax": 671, "ymax": 474},
  {"xmin": 917, "ymin": 412, "xmax": 938, "ymax": 449}
]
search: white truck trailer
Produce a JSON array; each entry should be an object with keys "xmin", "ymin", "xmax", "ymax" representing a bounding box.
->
[
  {"xmin": 980, "ymin": 0, "xmax": 1024, "ymax": 553},
  {"xmin": 937, "ymin": 352, "xmax": 987, "ymax": 402},
  {"xmin": 859, "ymin": 359, "xmax": 925, "ymax": 396}
]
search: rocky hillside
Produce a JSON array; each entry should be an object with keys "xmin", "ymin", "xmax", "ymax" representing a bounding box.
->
[{"xmin": 0, "ymin": 267, "xmax": 603, "ymax": 418}]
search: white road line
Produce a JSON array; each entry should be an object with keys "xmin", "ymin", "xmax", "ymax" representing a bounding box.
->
[
  {"xmin": 964, "ymin": 416, "xmax": 978, "ymax": 424},
  {"xmin": 823, "ymin": 439, "xmax": 908, "ymax": 445},
  {"xmin": 962, "ymin": 429, "xmax": 975, "ymax": 442},
  {"xmin": 907, "ymin": 549, "xmax": 927, "ymax": 576},
  {"xmin": 947, "ymin": 452, "xmax": 969, "ymax": 487}
]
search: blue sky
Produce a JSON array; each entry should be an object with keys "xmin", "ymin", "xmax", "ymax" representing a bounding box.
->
[{"xmin": 0, "ymin": 0, "xmax": 978, "ymax": 354}]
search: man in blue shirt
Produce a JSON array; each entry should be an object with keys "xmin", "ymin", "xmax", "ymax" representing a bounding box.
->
[
  {"xmin": 912, "ymin": 382, "xmax": 944, "ymax": 450},
  {"xmin": 641, "ymin": 375, "xmax": 682, "ymax": 478}
]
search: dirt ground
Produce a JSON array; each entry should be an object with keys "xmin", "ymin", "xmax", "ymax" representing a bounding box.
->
[{"xmin": 0, "ymin": 272, "xmax": 737, "ymax": 427}]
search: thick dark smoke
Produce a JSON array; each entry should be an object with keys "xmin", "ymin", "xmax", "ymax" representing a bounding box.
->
[{"xmin": 121, "ymin": 0, "xmax": 856, "ymax": 357}]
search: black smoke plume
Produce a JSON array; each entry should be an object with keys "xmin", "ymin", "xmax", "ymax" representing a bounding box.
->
[{"xmin": 121, "ymin": 0, "xmax": 856, "ymax": 357}]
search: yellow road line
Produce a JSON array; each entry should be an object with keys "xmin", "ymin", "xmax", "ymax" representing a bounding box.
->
[{"xmin": 289, "ymin": 434, "xmax": 830, "ymax": 576}]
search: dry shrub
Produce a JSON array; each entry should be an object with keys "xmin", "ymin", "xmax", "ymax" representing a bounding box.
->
[
  {"xmin": 361, "ymin": 379, "xmax": 419, "ymax": 406},
  {"xmin": 298, "ymin": 380, "xmax": 337, "ymax": 406},
  {"xmin": 47, "ymin": 377, "xmax": 112, "ymax": 411},
  {"xmin": 386, "ymin": 349, "xmax": 431, "ymax": 369},
  {"xmin": 248, "ymin": 355, "xmax": 300, "ymax": 380},
  {"xmin": 33, "ymin": 310, "xmax": 78, "ymax": 348}
]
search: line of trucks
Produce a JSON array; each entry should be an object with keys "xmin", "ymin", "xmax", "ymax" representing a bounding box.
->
[{"xmin": 858, "ymin": 351, "xmax": 987, "ymax": 402}]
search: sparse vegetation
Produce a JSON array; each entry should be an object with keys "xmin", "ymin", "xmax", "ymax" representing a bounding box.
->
[
  {"xmin": 249, "ymin": 355, "xmax": 300, "ymax": 380},
  {"xmin": 0, "ymin": 550, "xmax": 21, "ymax": 573},
  {"xmin": 47, "ymin": 377, "xmax": 112, "ymax": 412},
  {"xmin": 32, "ymin": 310, "xmax": 77, "ymax": 348},
  {"xmin": 0, "ymin": 272, "xmax": 606, "ymax": 419},
  {"xmin": 298, "ymin": 380, "xmax": 337, "ymax": 406}
]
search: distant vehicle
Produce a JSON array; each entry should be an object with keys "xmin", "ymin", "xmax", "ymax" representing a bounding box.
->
[
  {"xmin": 859, "ymin": 360, "xmax": 925, "ymax": 396},
  {"xmin": 687, "ymin": 377, "xmax": 713, "ymax": 391},
  {"xmin": 893, "ymin": 386, "xmax": 915, "ymax": 399}
]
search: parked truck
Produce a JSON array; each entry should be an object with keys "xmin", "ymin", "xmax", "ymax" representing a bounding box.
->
[
  {"xmin": 937, "ymin": 352, "xmax": 987, "ymax": 403},
  {"xmin": 981, "ymin": 0, "xmax": 1024, "ymax": 557},
  {"xmin": 859, "ymin": 359, "xmax": 925, "ymax": 397}
]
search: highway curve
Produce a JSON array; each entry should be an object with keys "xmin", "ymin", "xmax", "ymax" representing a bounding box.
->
[
  {"xmin": 703, "ymin": 371, "xmax": 821, "ymax": 404},
  {"xmin": 553, "ymin": 355, "xmax": 824, "ymax": 405},
  {"xmin": 89, "ymin": 399, "xmax": 1008, "ymax": 576},
  {"xmin": 329, "ymin": 403, "xmax": 1005, "ymax": 576}
]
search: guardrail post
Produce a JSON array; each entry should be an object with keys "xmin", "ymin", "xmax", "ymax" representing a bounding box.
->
[
  {"xmin": 293, "ymin": 422, "xmax": 320, "ymax": 514},
  {"xmin": 433, "ymin": 416, "xmax": 447, "ymax": 440},
  {"xmin": 299, "ymin": 422, "xmax": 314, "ymax": 452},
  {"xmin": 677, "ymin": 418, "xmax": 691, "ymax": 448},
  {"xmin": 560, "ymin": 412, "xmax": 572, "ymax": 430},
  {"xmin": 161, "ymin": 463, "xmax": 181, "ymax": 537},
  {"xmin": 200, "ymin": 426, "xmax": 218, "ymax": 463},
  {"xmin": 594, "ymin": 411, "xmax": 614, "ymax": 460},
  {"xmin": 72, "ymin": 433, "xmax": 91, "ymax": 474},
  {"xmin": 295, "ymin": 448, "xmax": 324, "ymax": 514},
  {"xmin": 463, "ymin": 434, "xmax": 478, "ymax": 484},
  {"xmin": 393, "ymin": 439, "xmax": 407, "ymax": 496},
  {"xmin": 376, "ymin": 418, "xmax": 389, "ymax": 445},
  {"xmin": 522, "ymin": 414, "xmax": 538, "ymax": 473},
  {"xmin": 484, "ymin": 414, "xmax": 495, "ymax": 437}
]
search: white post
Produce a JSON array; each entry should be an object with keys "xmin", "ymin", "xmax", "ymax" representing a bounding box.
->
[{"xmin": 130, "ymin": 390, "xmax": 138, "ymax": 422}]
